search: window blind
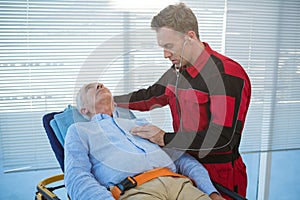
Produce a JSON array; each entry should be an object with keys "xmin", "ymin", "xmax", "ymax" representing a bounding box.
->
[
  {"xmin": 1, "ymin": 0, "xmax": 299, "ymax": 172},
  {"xmin": 0, "ymin": 0, "xmax": 225, "ymax": 172},
  {"xmin": 225, "ymin": 0, "xmax": 300, "ymax": 153}
]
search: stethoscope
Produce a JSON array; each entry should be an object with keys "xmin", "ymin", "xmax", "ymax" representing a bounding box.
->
[
  {"xmin": 174, "ymin": 38, "xmax": 188, "ymax": 134},
  {"xmin": 171, "ymin": 38, "xmax": 239, "ymax": 152}
]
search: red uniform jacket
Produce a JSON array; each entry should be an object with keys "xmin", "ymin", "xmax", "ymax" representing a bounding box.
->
[{"xmin": 114, "ymin": 42, "xmax": 251, "ymax": 198}]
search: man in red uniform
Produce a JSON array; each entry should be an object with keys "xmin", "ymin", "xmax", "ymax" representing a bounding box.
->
[{"xmin": 114, "ymin": 3, "xmax": 251, "ymax": 199}]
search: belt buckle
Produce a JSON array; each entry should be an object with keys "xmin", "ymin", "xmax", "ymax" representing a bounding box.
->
[{"xmin": 116, "ymin": 176, "xmax": 137, "ymax": 195}]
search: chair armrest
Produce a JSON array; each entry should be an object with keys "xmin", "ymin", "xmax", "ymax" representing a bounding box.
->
[
  {"xmin": 36, "ymin": 174, "xmax": 64, "ymax": 200},
  {"xmin": 213, "ymin": 181, "xmax": 247, "ymax": 200}
]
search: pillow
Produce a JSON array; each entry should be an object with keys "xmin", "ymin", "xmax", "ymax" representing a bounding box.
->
[
  {"xmin": 49, "ymin": 118, "xmax": 64, "ymax": 146},
  {"xmin": 50, "ymin": 105, "xmax": 88, "ymax": 146},
  {"xmin": 50, "ymin": 105, "xmax": 136, "ymax": 146}
]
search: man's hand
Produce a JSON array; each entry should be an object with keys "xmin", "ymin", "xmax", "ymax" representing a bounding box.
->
[
  {"xmin": 209, "ymin": 192, "xmax": 226, "ymax": 200},
  {"xmin": 130, "ymin": 125, "xmax": 165, "ymax": 146}
]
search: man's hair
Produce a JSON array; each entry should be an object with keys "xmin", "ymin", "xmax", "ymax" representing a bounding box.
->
[
  {"xmin": 151, "ymin": 3, "xmax": 199, "ymax": 39},
  {"xmin": 76, "ymin": 84, "xmax": 91, "ymax": 120},
  {"xmin": 76, "ymin": 87, "xmax": 84, "ymax": 112}
]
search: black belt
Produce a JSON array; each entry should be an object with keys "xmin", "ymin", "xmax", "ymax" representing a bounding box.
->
[
  {"xmin": 198, "ymin": 122, "xmax": 243, "ymax": 164},
  {"xmin": 191, "ymin": 151, "xmax": 240, "ymax": 164}
]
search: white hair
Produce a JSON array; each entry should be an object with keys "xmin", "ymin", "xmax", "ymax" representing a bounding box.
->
[{"xmin": 75, "ymin": 85, "xmax": 91, "ymax": 120}]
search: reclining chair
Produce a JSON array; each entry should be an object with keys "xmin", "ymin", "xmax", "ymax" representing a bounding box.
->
[
  {"xmin": 35, "ymin": 110, "xmax": 65, "ymax": 200},
  {"xmin": 35, "ymin": 105, "xmax": 247, "ymax": 200}
]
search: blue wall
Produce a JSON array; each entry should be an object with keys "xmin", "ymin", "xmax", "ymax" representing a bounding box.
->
[
  {"xmin": 269, "ymin": 150, "xmax": 300, "ymax": 200},
  {"xmin": 0, "ymin": 168, "xmax": 66, "ymax": 200},
  {"xmin": 0, "ymin": 150, "xmax": 299, "ymax": 199}
]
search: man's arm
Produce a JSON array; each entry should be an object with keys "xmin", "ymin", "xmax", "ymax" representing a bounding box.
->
[
  {"xmin": 114, "ymin": 68, "xmax": 173, "ymax": 111},
  {"xmin": 130, "ymin": 123, "xmax": 235, "ymax": 152},
  {"xmin": 131, "ymin": 70, "xmax": 251, "ymax": 153},
  {"xmin": 64, "ymin": 125, "xmax": 114, "ymax": 200}
]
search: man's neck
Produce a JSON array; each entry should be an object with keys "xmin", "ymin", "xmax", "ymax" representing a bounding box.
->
[
  {"xmin": 94, "ymin": 102, "xmax": 114, "ymax": 117},
  {"xmin": 100, "ymin": 108, "xmax": 113, "ymax": 116},
  {"xmin": 189, "ymin": 41, "xmax": 205, "ymax": 65}
]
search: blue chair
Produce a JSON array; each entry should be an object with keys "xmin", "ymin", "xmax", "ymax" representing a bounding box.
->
[
  {"xmin": 36, "ymin": 106, "xmax": 246, "ymax": 200},
  {"xmin": 35, "ymin": 111, "xmax": 65, "ymax": 200},
  {"xmin": 35, "ymin": 106, "xmax": 135, "ymax": 200}
]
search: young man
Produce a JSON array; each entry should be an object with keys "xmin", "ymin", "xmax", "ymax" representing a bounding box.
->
[
  {"xmin": 64, "ymin": 82, "xmax": 225, "ymax": 200},
  {"xmin": 114, "ymin": 3, "xmax": 251, "ymax": 199}
]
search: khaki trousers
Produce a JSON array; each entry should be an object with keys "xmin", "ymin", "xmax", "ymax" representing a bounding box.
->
[{"xmin": 118, "ymin": 176, "xmax": 211, "ymax": 200}]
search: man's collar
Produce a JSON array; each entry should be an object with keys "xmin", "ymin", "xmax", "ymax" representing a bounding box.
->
[
  {"xmin": 91, "ymin": 108, "xmax": 119, "ymax": 121},
  {"xmin": 186, "ymin": 42, "xmax": 212, "ymax": 78}
]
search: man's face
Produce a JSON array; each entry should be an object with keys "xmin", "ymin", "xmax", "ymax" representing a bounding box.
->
[
  {"xmin": 82, "ymin": 82, "xmax": 112, "ymax": 114},
  {"xmin": 156, "ymin": 27, "xmax": 189, "ymax": 68}
]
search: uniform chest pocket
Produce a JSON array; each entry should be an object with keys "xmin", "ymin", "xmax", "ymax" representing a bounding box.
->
[
  {"xmin": 179, "ymin": 89, "xmax": 209, "ymax": 104},
  {"xmin": 179, "ymin": 89, "xmax": 209, "ymax": 131},
  {"xmin": 166, "ymin": 86, "xmax": 210, "ymax": 131}
]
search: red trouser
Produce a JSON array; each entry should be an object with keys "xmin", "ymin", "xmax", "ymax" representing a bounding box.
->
[{"xmin": 203, "ymin": 156, "xmax": 247, "ymax": 200}]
